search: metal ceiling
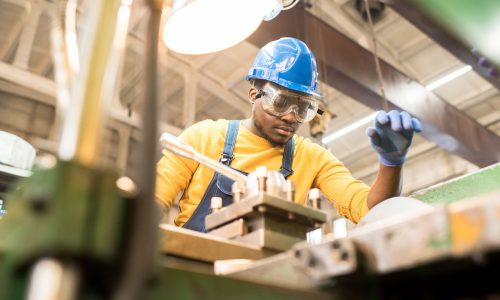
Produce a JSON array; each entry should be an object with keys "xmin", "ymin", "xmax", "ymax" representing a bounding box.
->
[{"xmin": 0, "ymin": 0, "xmax": 498, "ymax": 195}]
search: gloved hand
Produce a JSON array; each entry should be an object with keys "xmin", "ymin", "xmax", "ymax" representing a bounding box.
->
[{"xmin": 366, "ymin": 110, "xmax": 422, "ymax": 167}]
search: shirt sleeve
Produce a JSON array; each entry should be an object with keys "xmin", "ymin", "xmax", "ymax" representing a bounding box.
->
[
  {"xmin": 312, "ymin": 145, "xmax": 370, "ymax": 223},
  {"xmin": 155, "ymin": 123, "xmax": 202, "ymax": 211}
]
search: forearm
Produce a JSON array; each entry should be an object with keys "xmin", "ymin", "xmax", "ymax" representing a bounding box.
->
[{"xmin": 367, "ymin": 164, "xmax": 402, "ymax": 209}]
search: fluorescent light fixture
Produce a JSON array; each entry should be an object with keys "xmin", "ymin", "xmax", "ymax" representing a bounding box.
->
[
  {"xmin": 163, "ymin": 0, "xmax": 282, "ymax": 55},
  {"xmin": 425, "ymin": 65, "xmax": 472, "ymax": 91},
  {"xmin": 322, "ymin": 112, "xmax": 377, "ymax": 144}
]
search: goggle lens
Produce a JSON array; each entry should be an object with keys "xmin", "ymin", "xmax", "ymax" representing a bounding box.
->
[{"xmin": 259, "ymin": 83, "xmax": 319, "ymax": 123}]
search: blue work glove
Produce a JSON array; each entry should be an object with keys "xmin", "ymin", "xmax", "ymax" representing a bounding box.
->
[{"xmin": 366, "ymin": 110, "xmax": 422, "ymax": 167}]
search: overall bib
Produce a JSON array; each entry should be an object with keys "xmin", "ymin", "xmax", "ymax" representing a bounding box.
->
[{"xmin": 183, "ymin": 120, "xmax": 295, "ymax": 232}]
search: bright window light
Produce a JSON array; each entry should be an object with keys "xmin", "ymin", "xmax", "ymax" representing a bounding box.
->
[
  {"xmin": 322, "ymin": 112, "xmax": 377, "ymax": 144},
  {"xmin": 425, "ymin": 65, "xmax": 472, "ymax": 91},
  {"xmin": 163, "ymin": 0, "xmax": 280, "ymax": 55}
]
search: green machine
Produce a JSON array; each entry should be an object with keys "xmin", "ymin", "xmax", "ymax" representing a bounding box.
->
[
  {"xmin": 0, "ymin": 1, "xmax": 326, "ymax": 299},
  {"xmin": 1, "ymin": 1, "xmax": 500, "ymax": 299}
]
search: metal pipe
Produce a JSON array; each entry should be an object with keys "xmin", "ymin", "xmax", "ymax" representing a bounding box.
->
[
  {"xmin": 160, "ymin": 132, "xmax": 248, "ymax": 185},
  {"xmin": 112, "ymin": 1, "xmax": 162, "ymax": 299},
  {"xmin": 57, "ymin": 0, "xmax": 123, "ymax": 166}
]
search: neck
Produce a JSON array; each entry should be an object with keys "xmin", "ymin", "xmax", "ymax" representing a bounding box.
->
[
  {"xmin": 243, "ymin": 118, "xmax": 258, "ymax": 136},
  {"xmin": 243, "ymin": 118, "xmax": 285, "ymax": 148}
]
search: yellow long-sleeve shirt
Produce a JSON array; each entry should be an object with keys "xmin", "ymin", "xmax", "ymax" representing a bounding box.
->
[{"xmin": 156, "ymin": 119, "xmax": 370, "ymax": 226}]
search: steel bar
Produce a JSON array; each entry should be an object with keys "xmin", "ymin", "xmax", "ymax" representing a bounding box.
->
[
  {"xmin": 159, "ymin": 224, "xmax": 274, "ymax": 262},
  {"xmin": 112, "ymin": 2, "xmax": 161, "ymax": 300},
  {"xmin": 160, "ymin": 133, "xmax": 248, "ymax": 185},
  {"xmin": 386, "ymin": 0, "xmax": 500, "ymax": 89}
]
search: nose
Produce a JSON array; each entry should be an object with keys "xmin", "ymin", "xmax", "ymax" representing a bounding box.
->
[{"xmin": 280, "ymin": 111, "xmax": 299, "ymax": 124}]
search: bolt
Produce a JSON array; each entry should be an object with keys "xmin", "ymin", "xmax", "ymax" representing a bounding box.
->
[
  {"xmin": 331, "ymin": 240, "xmax": 341, "ymax": 249},
  {"xmin": 308, "ymin": 256, "xmax": 317, "ymax": 268},
  {"xmin": 256, "ymin": 166, "xmax": 268, "ymax": 192},
  {"xmin": 340, "ymin": 251, "xmax": 350, "ymax": 261},
  {"xmin": 284, "ymin": 180, "xmax": 295, "ymax": 202},
  {"xmin": 211, "ymin": 197, "xmax": 222, "ymax": 213},
  {"xmin": 30, "ymin": 194, "xmax": 50, "ymax": 213}
]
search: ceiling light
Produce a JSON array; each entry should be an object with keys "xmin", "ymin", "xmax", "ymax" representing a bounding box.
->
[
  {"xmin": 322, "ymin": 112, "xmax": 377, "ymax": 144},
  {"xmin": 425, "ymin": 65, "xmax": 472, "ymax": 91},
  {"xmin": 163, "ymin": 0, "xmax": 283, "ymax": 55}
]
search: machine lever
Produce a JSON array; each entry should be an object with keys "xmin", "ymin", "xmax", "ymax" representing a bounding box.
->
[{"xmin": 160, "ymin": 132, "xmax": 247, "ymax": 186}]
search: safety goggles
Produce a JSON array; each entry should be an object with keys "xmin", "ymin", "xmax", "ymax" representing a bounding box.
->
[{"xmin": 256, "ymin": 82, "xmax": 322, "ymax": 123}]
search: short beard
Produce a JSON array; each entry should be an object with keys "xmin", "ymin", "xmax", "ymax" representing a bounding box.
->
[{"xmin": 253, "ymin": 117, "xmax": 286, "ymax": 148}]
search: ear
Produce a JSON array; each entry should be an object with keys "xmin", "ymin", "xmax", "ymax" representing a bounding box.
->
[{"xmin": 248, "ymin": 87, "xmax": 258, "ymax": 104}]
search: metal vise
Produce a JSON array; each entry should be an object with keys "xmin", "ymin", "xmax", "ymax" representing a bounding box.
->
[
  {"xmin": 160, "ymin": 132, "xmax": 327, "ymax": 252},
  {"xmin": 205, "ymin": 167, "xmax": 326, "ymax": 252}
]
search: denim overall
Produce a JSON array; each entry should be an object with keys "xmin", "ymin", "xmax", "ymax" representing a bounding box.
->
[{"xmin": 183, "ymin": 120, "xmax": 295, "ymax": 232}]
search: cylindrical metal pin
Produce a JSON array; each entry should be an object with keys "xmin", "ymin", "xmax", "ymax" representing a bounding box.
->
[
  {"xmin": 210, "ymin": 196, "xmax": 222, "ymax": 213},
  {"xmin": 284, "ymin": 180, "xmax": 295, "ymax": 202},
  {"xmin": 308, "ymin": 188, "xmax": 321, "ymax": 210},
  {"xmin": 232, "ymin": 182, "xmax": 242, "ymax": 203},
  {"xmin": 256, "ymin": 166, "xmax": 268, "ymax": 192}
]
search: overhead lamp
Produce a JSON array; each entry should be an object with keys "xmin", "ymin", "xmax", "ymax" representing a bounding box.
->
[
  {"xmin": 425, "ymin": 65, "xmax": 472, "ymax": 91},
  {"xmin": 163, "ymin": 0, "xmax": 298, "ymax": 55},
  {"xmin": 322, "ymin": 112, "xmax": 377, "ymax": 144}
]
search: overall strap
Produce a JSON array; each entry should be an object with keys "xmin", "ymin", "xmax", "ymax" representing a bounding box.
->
[
  {"xmin": 220, "ymin": 120, "xmax": 240, "ymax": 166},
  {"xmin": 279, "ymin": 137, "xmax": 294, "ymax": 178}
]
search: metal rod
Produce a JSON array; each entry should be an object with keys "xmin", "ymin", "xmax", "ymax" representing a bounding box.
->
[
  {"xmin": 113, "ymin": 1, "xmax": 162, "ymax": 299},
  {"xmin": 160, "ymin": 132, "xmax": 248, "ymax": 185},
  {"xmin": 363, "ymin": 0, "xmax": 389, "ymax": 112},
  {"xmin": 57, "ymin": 0, "xmax": 122, "ymax": 165}
]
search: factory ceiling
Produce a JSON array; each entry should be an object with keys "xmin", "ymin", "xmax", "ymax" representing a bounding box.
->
[{"xmin": 0, "ymin": 0, "xmax": 499, "ymax": 194}]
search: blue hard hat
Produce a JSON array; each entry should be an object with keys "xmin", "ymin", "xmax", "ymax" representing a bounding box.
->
[{"xmin": 246, "ymin": 37, "xmax": 321, "ymax": 97}]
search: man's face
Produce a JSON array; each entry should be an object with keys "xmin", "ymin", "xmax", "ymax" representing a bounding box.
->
[{"xmin": 249, "ymin": 87, "xmax": 301, "ymax": 147}]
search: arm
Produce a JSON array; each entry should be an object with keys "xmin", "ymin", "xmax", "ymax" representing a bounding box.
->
[
  {"xmin": 155, "ymin": 123, "xmax": 204, "ymax": 210},
  {"xmin": 366, "ymin": 110, "xmax": 422, "ymax": 208},
  {"xmin": 367, "ymin": 164, "xmax": 401, "ymax": 208}
]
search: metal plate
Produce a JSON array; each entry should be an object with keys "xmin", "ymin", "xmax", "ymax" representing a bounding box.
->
[
  {"xmin": 159, "ymin": 224, "xmax": 276, "ymax": 262},
  {"xmin": 205, "ymin": 193, "xmax": 326, "ymax": 230}
]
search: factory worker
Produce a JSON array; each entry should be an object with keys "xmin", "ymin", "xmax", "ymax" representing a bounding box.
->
[{"xmin": 156, "ymin": 37, "xmax": 422, "ymax": 232}]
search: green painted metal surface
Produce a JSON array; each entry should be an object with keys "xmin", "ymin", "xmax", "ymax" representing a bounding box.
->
[
  {"xmin": 146, "ymin": 266, "xmax": 330, "ymax": 300},
  {"xmin": 0, "ymin": 161, "xmax": 127, "ymax": 300},
  {"xmin": 413, "ymin": 163, "xmax": 500, "ymax": 204},
  {"xmin": 412, "ymin": 0, "xmax": 500, "ymax": 67}
]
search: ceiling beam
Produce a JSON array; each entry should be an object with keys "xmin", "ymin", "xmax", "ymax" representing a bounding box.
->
[
  {"xmin": 13, "ymin": 0, "xmax": 43, "ymax": 69},
  {"xmin": 0, "ymin": 61, "xmax": 56, "ymax": 101},
  {"xmin": 166, "ymin": 52, "xmax": 251, "ymax": 113},
  {"xmin": 247, "ymin": 6, "xmax": 500, "ymax": 167},
  {"xmin": 385, "ymin": 0, "xmax": 500, "ymax": 90},
  {"xmin": 0, "ymin": 61, "xmax": 181, "ymax": 136},
  {"xmin": 0, "ymin": 1, "xmax": 31, "ymax": 60},
  {"xmin": 0, "ymin": 79, "xmax": 53, "ymax": 104},
  {"xmin": 182, "ymin": 71, "xmax": 197, "ymax": 127},
  {"xmin": 127, "ymin": 35, "xmax": 251, "ymax": 114}
]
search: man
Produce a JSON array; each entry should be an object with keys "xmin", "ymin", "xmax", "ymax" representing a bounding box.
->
[{"xmin": 156, "ymin": 37, "xmax": 421, "ymax": 232}]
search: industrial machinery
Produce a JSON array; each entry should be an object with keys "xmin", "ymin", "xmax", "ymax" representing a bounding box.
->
[
  {"xmin": 1, "ymin": 0, "xmax": 500, "ymax": 299},
  {"xmin": 0, "ymin": 131, "xmax": 35, "ymax": 218},
  {"xmin": 159, "ymin": 132, "xmax": 500, "ymax": 299},
  {"xmin": 160, "ymin": 132, "xmax": 326, "ymax": 252},
  {"xmin": 208, "ymin": 165, "xmax": 500, "ymax": 299}
]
